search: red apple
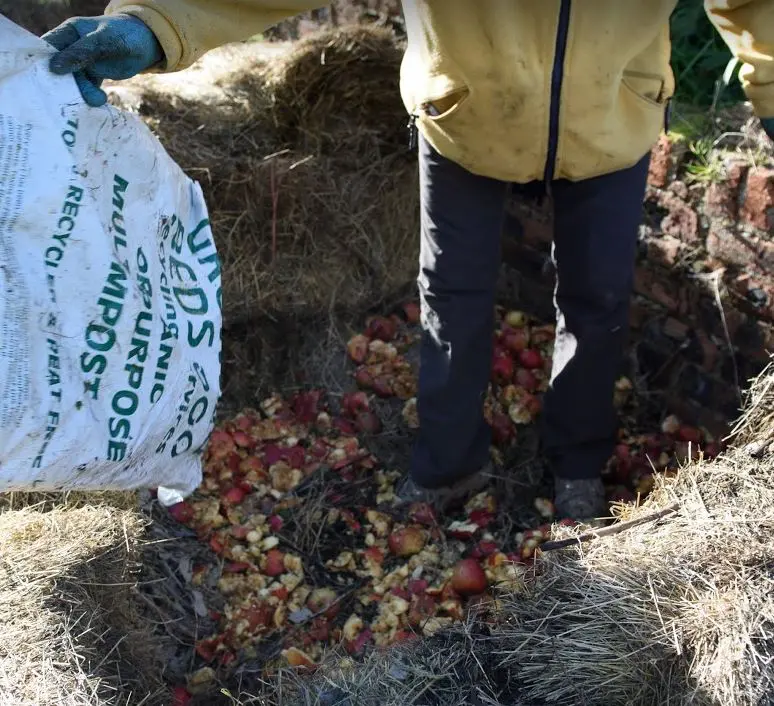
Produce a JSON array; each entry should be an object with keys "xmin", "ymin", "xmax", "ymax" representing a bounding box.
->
[
  {"xmin": 168, "ymin": 502, "xmax": 194, "ymax": 525},
  {"xmin": 263, "ymin": 549, "xmax": 285, "ymax": 577},
  {"xmin": 171, "ymin": 687, "xmax": 192, "ymax": 706},
  {"xmin": 403, "ymin": 301, "xmax": 421, "ymax": 324},
  {"xmin": 365, "ymin": 316, "xmax": 397, "ymax": 342},
  {"xmin": 490, "ymin": 411, "xmax": 516, "ymax": 445},
  {"xmin": 502, "ymin": 328, "xmax": 530, "ymax": 355},
  {"xmin": 515, "ymin": 368, "xmax": 538, "ymax": 392},
  {"xmin": 354, "ymin": 367, "xmax": 374, "ymax": 390},
  {"xmin": 221, "ymin": 486, "xmax": 246, "ymax": 506},
  {"xmin": 491, "ymin": 353, "xmax": 514, "ymax": 385},
  {"xmin": 342, "ymin": 391, "xmax": 370, "ymax": 417},
  {"xmin": 518, "ymin": 348, "xmax": 544, "ymax": 369},
  {"xmin": 388, "ymin": 526, "xmax": 426, "ymax": 557},
  {"xmin": 371, "ymin": 376, "xmax": 394, "ymax": 398},
  {"xmin": 450, "ymin": 558, "xmax": 488, "ymax": 596}
]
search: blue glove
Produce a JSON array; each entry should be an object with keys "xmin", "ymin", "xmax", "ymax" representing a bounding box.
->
[
  {"xmin": 761, "ymin": 117, "xmax": 774, "ymax": 143},
  {"xmin": 43, "ymin": 14, "xmax": 164, "ymax": 107}
]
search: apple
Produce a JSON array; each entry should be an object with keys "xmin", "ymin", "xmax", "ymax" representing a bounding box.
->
[
  {"xmin": 403, "ymin": 301, "xmax": 421, "ymax": 324},
  {"xmin": 388, "ymin": 527, "xmax": 426, "ymax": 557},
  {"xmin": 263, "ymin": 549, "xmax": 285, "ymax": 577},
  {"xmin": 491, "ymin": 353, "xmax": 514, "ymax": 385},
  {"xmin": 450, "ymin": 558, "xmax": 488, "ymax": 596},
  {"xmin": 347, "ymin": 334, "xmax": 370, "ymax": 364},
  {"xmin": 365, "ymin": 316, "xmax": 397, "ymax": 342},
  {"xmin": 518, "ymin": 348, "xmax": 544, "ymax": 369},
  {"xmin": 168, "ymin": 502, "xmax": 194, "ymax": 525}
]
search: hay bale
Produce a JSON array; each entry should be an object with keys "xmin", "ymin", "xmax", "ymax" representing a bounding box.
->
[
  {"xmin": 110, "ymin": 27, "xmax": 418, "ymax": 332},
  {"xmin": 263, "ymin": 26, "xmax": 407, "ymax": 150},
  {"xmin": 0, "ymin": 501, "xmax": 166, "ymax": 705}
]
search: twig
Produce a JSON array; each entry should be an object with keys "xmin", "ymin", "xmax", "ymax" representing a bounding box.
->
[
  {"xmin": 540, "ymin": 502, "xmax": 680, "ymax": 552},
  {"xmin": 270, "ymin": 160, "xmax": 279, "ymax": 263},
  {"xmin": 696, "ymin": 269, "xmax": 741, "ymax": 406}
]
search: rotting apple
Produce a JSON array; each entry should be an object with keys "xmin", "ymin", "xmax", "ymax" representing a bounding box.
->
[
  {"xmin": 491, "ymin": 353, "xmax": 514, "ymax": 385},
  {"xmin": 168, "ymin": 502, "xmax": 194, "ymax": 525},
  {"xmin": 388, "ymin": 526, "xmax": 426, "ymax": 557},
  {"xmin": 451, "ymin": 559, "xmax": 488, "ymax": 596},
  {"xmin": 341, "ymin": 391, "xmax": 370, "ymax": 418},
  {"xmin": 515, "ymin": 368, "xmax": 538, "ymax": 392},
  {"xmin": 365, "ymin": 316, "xmax": 397, "ymax": 343},
  {"xmin": 502, "ymin": 328, "xmax": 530, "ymax": 355},
  {"xmin": 263, "ymin": 549, "xmax": 285, "ymax": 577},
  {"xmin": 347, "ymin": 334, "xmax": 370, "ymax": 364},
  {"xmin": 403, "ymin": 301, "xmax": 421, "ymax": 324}
]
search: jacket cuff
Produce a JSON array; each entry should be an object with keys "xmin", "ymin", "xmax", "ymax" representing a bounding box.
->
[{"xmin": 105, "ymin": 3, "xmax": 184, "ymax": 72}]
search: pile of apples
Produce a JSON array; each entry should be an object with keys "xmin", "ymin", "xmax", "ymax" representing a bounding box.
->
[
  {"xmin": 346, "ymin": 306, "xmax": 555, "ymax": 448},
  {"xmin": 167, "ymin": 302, "xmax": 725, "ymax": 700}
]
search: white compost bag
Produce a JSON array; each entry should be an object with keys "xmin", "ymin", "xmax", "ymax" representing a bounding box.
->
[{"xmin": 0, "ymin": 16, "xmax": 222, "ymax": 505}]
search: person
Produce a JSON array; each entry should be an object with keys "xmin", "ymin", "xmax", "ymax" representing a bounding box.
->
[{"xmin": 43, "ymin": 1, "xmax": 774, "ymax": 522}]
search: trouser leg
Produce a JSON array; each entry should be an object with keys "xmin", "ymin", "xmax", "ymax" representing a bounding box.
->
[
  {"xmin": 409, "ymin": 135, "xmax": 508, "ymax": 489},
  {"xmin": 542, "ymin": 154, "xmax": 650, "ymax": 480}
]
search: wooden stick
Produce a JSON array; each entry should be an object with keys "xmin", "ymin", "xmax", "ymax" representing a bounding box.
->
[{"xmin": 540, "ymin": 502, "xmax": 680, "ymax": 552}]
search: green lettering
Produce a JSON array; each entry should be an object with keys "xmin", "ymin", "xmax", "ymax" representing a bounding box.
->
[
  {"xmin": 85, "ymin": 322, "xmax": 115, "ymax": 352},
  {"xmin": 187, "ymin": 219, "xmax": 211, "ymax": 254},
  {"xmin": 173, "ymin": 286, "xmax": 208, "ymax": 315},
  {"xmin": 112, "ymin": 175, "xmax": 128, "ymax": 210},
  {"xmin": 112, "ymin": 389, "xmax": 138, "ymax": 416}
]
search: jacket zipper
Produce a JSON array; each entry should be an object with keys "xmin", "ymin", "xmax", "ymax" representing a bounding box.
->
[
  {"xmin": 407, "ymin": 113, "xmax": 418, "ymax": 151},
  {"xmin": 543, "ymin": 0, "xmax": 572, "ymax": 192}
]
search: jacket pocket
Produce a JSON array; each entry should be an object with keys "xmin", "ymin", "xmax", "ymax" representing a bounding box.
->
[
  {"xmin": 622, "ymin": 70, "xmax": 670, "ymax": 108},
  {"xmin": 419, "ymin": 83, "xmax": 471, "ymax": 122}
]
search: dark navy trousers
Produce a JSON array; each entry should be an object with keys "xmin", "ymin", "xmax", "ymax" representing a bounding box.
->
[{"xmin": 410, "ymin": 135, "xmax": 650, "ymax": 489}]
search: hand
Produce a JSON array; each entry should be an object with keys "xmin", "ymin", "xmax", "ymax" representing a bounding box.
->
[
  {"xmin": 43, "ymin": 14, "xmax": 164, "ymax": 107},
  {"xmin": 761, "ymin": 118, "xmax": 774, "ymax": 143}
]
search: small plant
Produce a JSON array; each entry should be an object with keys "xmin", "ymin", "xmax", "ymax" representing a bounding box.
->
[{"xmin": 684, "ymin": 136, "xmax": 724, "ymax": 182}]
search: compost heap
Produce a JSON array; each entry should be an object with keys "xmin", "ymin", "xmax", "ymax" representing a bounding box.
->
[{"xmin": 162, "ymin": 300, "xmax": 747, "ymax": 706}]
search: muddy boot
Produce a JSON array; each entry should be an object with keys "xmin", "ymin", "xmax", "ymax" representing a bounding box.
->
[
  {"xmin": 554, "ymin": 477, "xmax": 607, "ymax": 525},
  {"xmin": 396, "ymin": 464, "xmax": 492, "ymax": 515}
]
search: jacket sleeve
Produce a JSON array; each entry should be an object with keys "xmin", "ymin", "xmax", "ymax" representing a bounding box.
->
[
  {"xmin": 705, "ymin": 0, "xmax": 774, "ymax": 117},
  {"xmin": 105, "ymin": 0, "xmax": 328, "ymax": 72}
]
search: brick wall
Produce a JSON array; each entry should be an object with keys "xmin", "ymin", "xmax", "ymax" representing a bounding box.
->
[{"xmin": 501, "ymin": 135, "xmax": 774, "ymax": 437}]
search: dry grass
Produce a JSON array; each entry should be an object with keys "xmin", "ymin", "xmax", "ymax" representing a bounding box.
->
[
  {"xmin": 0, "ymin": 500, "xmax": 165, "ymax": 706},
  {"xmin": 730, "ymin": 356, "xmax": 774, "ymax": 451},
  {"xmin": 111, "ymin": 27, "xmax": 418, "ymax": 336}
]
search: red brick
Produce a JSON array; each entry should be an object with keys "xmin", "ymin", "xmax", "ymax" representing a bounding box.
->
[
  {"xmin": 668, "ymin": 180, "xmax": 689, "ymax": 200},
  {"xmin": 658, "ymin": 191, "xmax": 699, "ymax": 243},
  {"xmin": 704, "ymin": 182, "xmax": 737, "ymax": 221},
  {"xmin": 646, "ymin": 235, "xmax": 682, "ymax": 267},
  {"xmin": 741, "ymin": 167, "xmax": 774, "ymax": 231},
  {"xmin": 648, "ymin": 134, "xmax": 673, "ymax": 188},
  {"xmin": 695, "ymin": 329, "xmax": 719, "ymax": 372},
  {"xmin": 634, "ymin": 268, "xmax": 679, "ymax": 311},
  {"xmin": 707, "ymin": 223, "xmax": 774, "ymax": 271}
]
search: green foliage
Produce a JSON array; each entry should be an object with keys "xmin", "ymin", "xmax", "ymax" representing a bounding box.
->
[{"xmin": 670, "ymin": 0, "xmax": 745, "ymax": 108}]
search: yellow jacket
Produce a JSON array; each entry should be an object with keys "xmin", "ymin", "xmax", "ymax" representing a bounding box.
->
[{"xmin": 105, "ymin": 0, "xmax": 774, "ymax": 183}]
